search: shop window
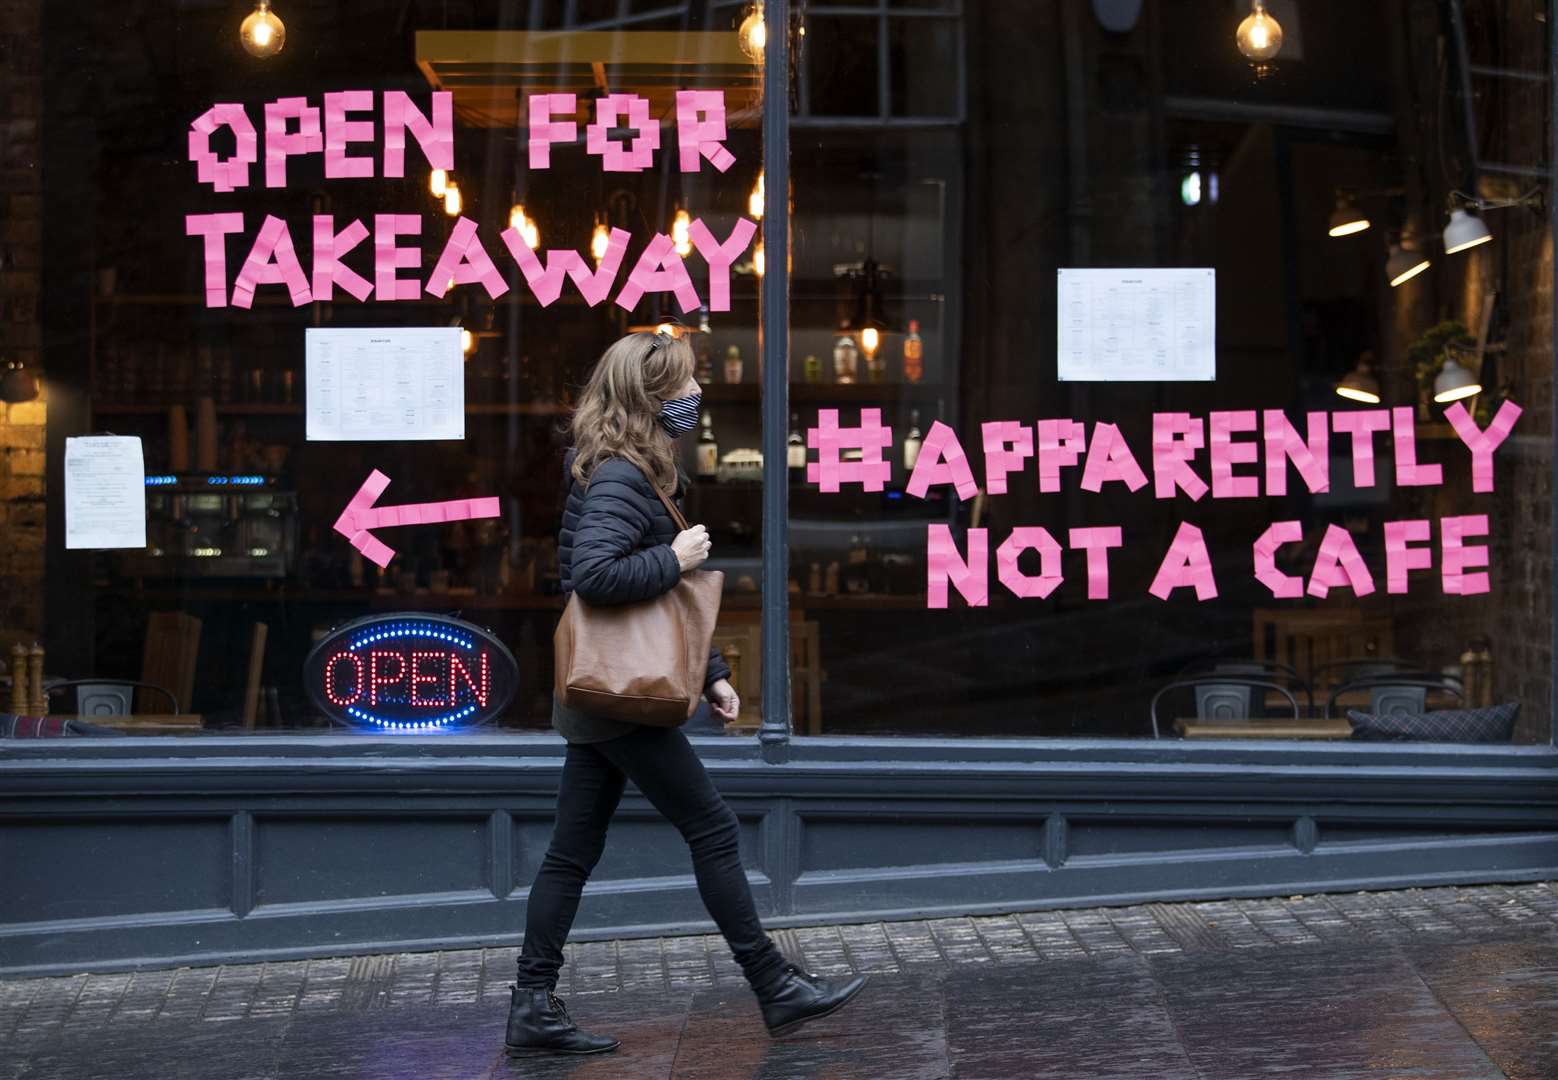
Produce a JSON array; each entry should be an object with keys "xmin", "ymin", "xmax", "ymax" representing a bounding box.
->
[
  {"xmin": 9, "ymin": 2, "xmax": 766, "ymax": 737},
  {"xmin": 786, "ymin": 1, "xmax": 1555, "ymax": 743}
]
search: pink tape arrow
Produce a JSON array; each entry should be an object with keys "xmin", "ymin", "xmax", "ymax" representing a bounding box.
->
[{"xmin": 332, "ymin": 469, "xmax": 501, "ymax": 569}]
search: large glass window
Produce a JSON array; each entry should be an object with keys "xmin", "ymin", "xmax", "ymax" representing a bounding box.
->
[
  {"xmin": 786, "ymin": 0, "xmax": 1554, "ymax": 742},
  {"xmin": 6, "ymin": 1, "xmax": 765, "ymax": 735}
]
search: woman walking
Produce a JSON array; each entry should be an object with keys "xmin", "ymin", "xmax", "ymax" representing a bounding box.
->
[{"xmin": 505, "ymin": 331, "xmax": 868, "ymax": 1057}]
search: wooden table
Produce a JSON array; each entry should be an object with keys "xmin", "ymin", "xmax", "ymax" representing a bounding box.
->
[
  {"xmin": 1175, "ymin": 717, "xmax": 1352, "ymax": 740},
  {"xmin": 65, "ymin": 714, "xmax": 204, "ymax": 734}
]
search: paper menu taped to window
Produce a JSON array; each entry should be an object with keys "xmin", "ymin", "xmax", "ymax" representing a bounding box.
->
[
  {"xmin": 65, "ymin": 436, "xmax": 146, "ymax": 550},
  {"xmin": 306, "ymin": 327, "xmax": 463, "ymax": 441},
  {"xmin": 1057, "ymin": 268, "xmax": 1216, "ymax": 382}
]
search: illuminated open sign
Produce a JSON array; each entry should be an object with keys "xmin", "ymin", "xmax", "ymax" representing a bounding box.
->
[{"xmin": 303, "ymin": 613, "xmax": 518, "ymax": 731}]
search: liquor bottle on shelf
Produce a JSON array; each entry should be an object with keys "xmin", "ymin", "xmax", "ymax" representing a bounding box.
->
[
  {"xmin": 903, "ymin": 408, "xmax": 924, "ymax": 470},
  {"xmin": 802, "ymin": 354, "xmax": 823, "ymax": 384},
  {"xmin": 787, "ymin": 412, "xmax": 807, "ymax": 473},
  {"xmin": 866, "ymin": 345, "xmax": 886, "ymax": 384},
  {"xmin": 723, "ymin": 344, "xmax": 744, "ymax": 384},
  {"xmin": 694, "ymin": 306, "xmax": 715, "ymax": 383},
  {"xmin": 833, "ymin": 335, "xmax": 859, "ymax": 384},
  {"xmin": 696, "ymin": 412, "xmax": 719, "ymax": 478},
  {"xmin": 903, "ymin": 319, "xmax": 923, "ymax": 383}
]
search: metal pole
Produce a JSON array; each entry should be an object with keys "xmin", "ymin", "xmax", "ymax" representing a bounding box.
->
[{"xmin": 759, "ymin": 0, "xmax": 792, "ymax": 762}]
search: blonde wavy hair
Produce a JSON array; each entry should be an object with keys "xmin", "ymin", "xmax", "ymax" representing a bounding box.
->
[{"xmin": 570, "ymin": 331, "xmax": 696, "ymax": 494}]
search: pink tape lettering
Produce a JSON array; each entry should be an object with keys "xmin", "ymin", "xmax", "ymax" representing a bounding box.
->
[
  {"xmin": 373, "ymin": 214, "xmax": 423, "ymax": 301},
  {"xmin": 807, "ymin": 409, "xmax": 893, "ymax": 493},
  {"xmin": 1262, "ymin": 410, "xmax": 1329, "ymax": 495},
  {"xmin": 927, "ymin": 525, "xmax": 989, "ymax": 608},
  {"xmin": 381, "ymin": 91, "xmax": 454, "ymax": 177},
  {"xmin": 323, "ymin": 90, "xmax": 375, "ymax": 179},
  {"xmin": 1080, "ymin": 422, "xmax": 1148, "ymax": 493},
  {"xmin": 906, "ymin": 421, "xmax": 980, "ymax": 500},
  {"xmin": 1331, "ymin": 408, "xmax": 1391, "ymax": 488},
  {"xmin": 185, "ymin": 212, "xmax": 246, "ymax": 307},
  {"xmin": 1391, "ymin": 406, "xmax": 1443, "ymax": 487},
  {"xmin": 1037, "ymin": 419, "xmax": 1086, "ymax": 493},
  {"xmin": 264, "ymin": 97, "xmax": 323, "ymax": 188},
  {"xmin": 980, "ymin": 421, "xmax": 1034, "ymax": 496},
  {"xmin": 311, "ymin": 216, "xmax": 373, "ymax": 302},
  {"xmin": 1067, "ymin": 526, "xmax": 1123, "ymax": 600},
  {"xmin": 1384, "ymin": 519, "xmax": 1432, "ymax": 595},
  {"xmin": 231, "ymin": 215, "xmax": 311, "ymax": 308},
  {"xmin": 1148, "ymin": 521, "xmax": 1218, "ymax": 600},
  {"xmin": 586, "ymin": 94, "xmax": 660, "ymax": 172},
  {"xmin": 1208, "ymin": 410, "xmax": 1260, "ymax": 498},
  {"xmin": 528, "ymin": 93, "xmax": 577, "ymax": 169},
  {"xmin": 1252, "ymin": 520, "xmax": 1305, "ymax": 599},
  {"xmin": 675, "ymin": 90, "xmax": 736, "ymax": 172},
  {"xmin": 614, "ymin": 233, "xmax": 701, "ymax": 313},
  {"xmin": 1443, "ymin": 399, "xmax": 1523, "ymax": 493},
  {"xmin": 1151, "ymin": 412, "xmax": 1208, "ymax": 501},
  {"xmin": 188, "ymin": 103, "xmax": 257, "ymax": 192},
  {"xmin": 1307, "ymin": 524, "xmax": 1375, "ymax": 598},
  {"xmin": 1441, "ymin": 513, "xmax": 1490, "ymax": 595},
  {"xmin": 689, "ymin": 217, "xmax": 757, "ymax": 312},
  {"xmin": 425, "ymin": 216, "xmax": 510, "ymax": 300},
  {"xmin": 996, "ymin": 527, "xmax": 1064, "ymax": 600}
]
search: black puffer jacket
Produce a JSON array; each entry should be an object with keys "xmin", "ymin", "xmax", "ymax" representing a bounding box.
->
[{"xmin": 560, "ymin": 450, "xmax": 731, "ymax": 693}]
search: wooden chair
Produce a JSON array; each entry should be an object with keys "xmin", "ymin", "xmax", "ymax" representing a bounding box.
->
[
  {"xmin": 139, "ymin": 612, "xmax": 202, "ymax": 715},
  {"xmin": 241, "ymin": 621, "xmax": 269, "ymax": 730},
  {"xmin": 1253, "ymin": 609, "xmax": 1394, "ymax": 689}
]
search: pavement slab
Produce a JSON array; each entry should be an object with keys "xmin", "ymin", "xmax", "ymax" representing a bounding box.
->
[{"xmin": 1, "ymin": 883, "xmax": 1555, "ymax": 1079}]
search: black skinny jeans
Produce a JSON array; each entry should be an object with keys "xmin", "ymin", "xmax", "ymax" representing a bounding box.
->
[{"xmin": 515, "ymin": 724, "xmax": 788, "ymax": 993}]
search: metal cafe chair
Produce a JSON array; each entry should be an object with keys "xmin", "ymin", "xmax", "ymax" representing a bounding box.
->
[
  {"xmin": 44, "ymin": 679, "xmax": 181, "ymax": 717},
  {"xmin": 1324, "ymin": 674, "xmax": 1465, "ymax": 721},
  {"xmin": 1177, "ymin": 657, "xmax": 1313, "ymax": 714},
  {"xmin": 1310, "ymin": 657, "xmax": 1420, "ymax": 691},
  {"xmin": 1150, "ymin": 677, "xmax": 1302, "ymax": 738}
]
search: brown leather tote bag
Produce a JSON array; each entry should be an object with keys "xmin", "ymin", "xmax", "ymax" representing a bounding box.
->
[{"xmin": 553, "ymin": 483, "xmax": 724, "ymax": 726}]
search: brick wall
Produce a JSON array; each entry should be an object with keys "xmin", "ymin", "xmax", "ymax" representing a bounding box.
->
[{"xmin": 0, "ymin": 0, "xmax": 44, "ymax": 637}]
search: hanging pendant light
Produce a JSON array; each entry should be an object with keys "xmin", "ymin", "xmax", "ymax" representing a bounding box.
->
[
  {"xmin": 1236, "ymin": 0, "xmax": 1283, "ymax": 63},
  {"xmin": 240, "ymin": 1, "xmax": 286, "ymax": 58},
  {"xmin": 590, "ymin": 217, "xmax": 611, "ymax": 266},
  {"xmin": 444, "ymin": 182, "xmax": 462, "ymax": 217},
  {"xmin": 753, "ymin": 241, "xmax": 765, "ymax": 277},
  {"xmin": 509, "ymin": 202, "xmax": 539, "ymax": 248},
  {"xmin": 672, "ymin": 208, "xmax": 692, "ymax": 257},
  {"xmin": 429, "ymin": 168, "xmax": 448, "ymax": 199},
  {"xmin": 739, "ymin": 4, "xmax": 766, "ymax": 63},
  {"xmin": 748, "ymin": 172, "xmax": 765, "ymax": 220}
]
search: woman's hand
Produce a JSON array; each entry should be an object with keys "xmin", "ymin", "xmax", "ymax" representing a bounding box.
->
[
  {"xmin": 709, "ymin": 679, "xmax": 740, "ymax": 722},
  {"xmin": 672, "ymin": 525, "xmax": 712, "ymax": 573}
]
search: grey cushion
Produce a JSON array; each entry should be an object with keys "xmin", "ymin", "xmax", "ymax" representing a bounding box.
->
[{"xmin": 1347, "ymin": 702, "xmax": 1519, "ymax": 743}]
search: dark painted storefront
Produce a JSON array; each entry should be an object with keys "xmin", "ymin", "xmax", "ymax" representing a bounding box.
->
[{"xmin": 3, "ymin": 0, "xmax": 1557, "ymax": 977}]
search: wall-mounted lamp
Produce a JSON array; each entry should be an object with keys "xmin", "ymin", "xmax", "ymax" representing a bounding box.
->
[
  {"xmin": 1, "ymin": 359, "xmax": 39, "ymax": 404},
  {"xmin": 1335, "ymin": 352, "xmax": 1382, "ymax": 404},
  {"xmin": 1443, "ymin": 188, "xmax": 1544, "ymax": 254},
  {"xmin": 1327, "ymin": 193, "xmax": 1370, "ymax": 237},
  {"xmin": 1433, "ymin": 348, "xmax": 1482, "ymax": 403},
  {"xmin": 1386, "ymin": 242, "xmax": 1430, "ymax": 287}
]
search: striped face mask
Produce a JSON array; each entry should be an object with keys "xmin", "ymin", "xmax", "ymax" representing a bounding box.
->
[{"xmin": 658, "ymin": 392, "xmax": 703, "ymax": 438}]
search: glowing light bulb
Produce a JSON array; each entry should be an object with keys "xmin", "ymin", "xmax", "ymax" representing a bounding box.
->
[
  {"xmin": 749, "ymin": 172, "xmax": 765, "ymax": 220},
  {"xmin": 429, "ymin": 168, "xmax": 447, "ymax": 198},
  {"xmin": 1236, "ymin": 0, "xmax": 1283, "ymax": 63},
  {"xmin": 739, "ymin": 6, "xmax": 766, "ymax": 62},
  {"xmin": 672, "ymin": 208, "xmax": 692, "ymax": 257},
  {"xmin": 860, "ymin": 326, "xmax": 880, "ymax": 356},
  {"xmin": 509, "ymin": 204, "xmax": 539, "ymax": 248},
  {"xmin": 590, "ymin": 222, "xmax": 610, "ymax": 265},
  {"xmin": 655, "ymin": 322, "xmax": 677, "ymax": 337},
  {"xmin": 240, "ymin": 1, "xmax": 285, "ymax": 58},
  {"xmin": 444, "ymin": 182, "xmax": 462, "ymax": 216},
  {"xmin": 753, "ymin": 241, "xmax": 765, "ymax": 277},
  {"xmin": 460, "ymin": 328, "xmax": 475, "ymax": 356}
]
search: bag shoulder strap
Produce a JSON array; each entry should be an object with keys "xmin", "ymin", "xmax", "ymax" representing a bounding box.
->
[{"xmin": 651, "ymin": 481, "xmax": 690, "ymax": 533}]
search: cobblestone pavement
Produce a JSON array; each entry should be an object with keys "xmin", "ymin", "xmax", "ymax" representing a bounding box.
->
[{"xmin": 3, "ymin": 882, "xmax": 1557, "ymax": 1078}]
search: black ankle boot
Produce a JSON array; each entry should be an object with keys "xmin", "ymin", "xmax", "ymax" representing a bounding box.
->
[
  {"xmin": 504, "ymin": 986, "xmax": 619, "ymax": 1056},
  {"xmin": 754, "ymin": 964, "xmax": 869, "ymax": 1036}
]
